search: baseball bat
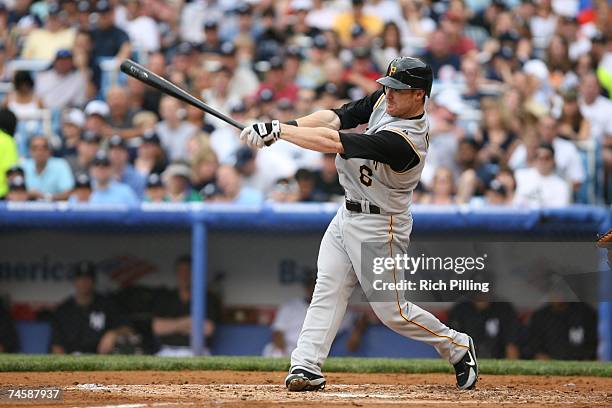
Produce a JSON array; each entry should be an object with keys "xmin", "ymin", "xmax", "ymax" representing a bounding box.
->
[{"xmin": 120, "ymin": 59, "xmax": 245, "ymax": 130}]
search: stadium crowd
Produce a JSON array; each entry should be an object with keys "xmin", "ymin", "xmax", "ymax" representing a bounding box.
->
[{"xmin": 0, "ymin": 0, "xmax": 610, "ymax": 206}]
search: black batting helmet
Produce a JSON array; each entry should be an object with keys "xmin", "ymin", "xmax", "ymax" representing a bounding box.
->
[{"xmin": 376, "ymin": 57, "xmax": 433, "ymax": 96}]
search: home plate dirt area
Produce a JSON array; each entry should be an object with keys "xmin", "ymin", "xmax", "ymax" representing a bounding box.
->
[{"xmin": 0, "ymin": 371, "xmax": 610, "ymax": 407}]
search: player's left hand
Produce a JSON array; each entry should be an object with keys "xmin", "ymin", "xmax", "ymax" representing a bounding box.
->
[{"xmin": 239, "ymin": 120, "xmax": 281, "ymax": 148}]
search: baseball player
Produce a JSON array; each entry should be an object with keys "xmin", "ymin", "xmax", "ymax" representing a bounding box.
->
[{"xmin": 240, "ymin": 57, "xmax": 478, "ymax": 391}]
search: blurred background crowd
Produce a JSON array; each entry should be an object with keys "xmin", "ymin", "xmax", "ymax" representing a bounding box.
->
[
  {"xmin": 0, "ymin": 257, "xmax": 598, "ymax": 360},
  {"xmin": 0, "ymin": 0, "xmax": 611, "ymax": 207}
]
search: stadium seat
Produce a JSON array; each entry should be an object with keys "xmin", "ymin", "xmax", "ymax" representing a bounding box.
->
[{"xmin": 16, "ymin": 321, "xmax": 51, "ymax": 354}]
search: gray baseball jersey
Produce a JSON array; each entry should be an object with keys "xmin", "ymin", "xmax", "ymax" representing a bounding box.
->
[
  {"xmin": 290, "ymin": 90, "xmax": 470, "ymax": 378},
  {"xmin": 336, "ymin": 94, "xmax": 429, "ymax": 214}
]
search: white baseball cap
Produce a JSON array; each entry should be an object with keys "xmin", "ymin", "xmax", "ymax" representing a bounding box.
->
[
  {"xmin": 62, "ymin": 108, "xmax": 85, "ymax": 128},
  {"xmin": 435, "ymin": 89, "xmax": 464, "ymax": 115},
  {"xmin": 84, "ymin": 100, "xmax": 110, "ymax": 117},
  {"xmin": 291, "ymin": 0, "xmax": 313, "ymax": 10},
  {"xmin": 523, "ymin": 59, "xmax": 549, "ymax": 83}
]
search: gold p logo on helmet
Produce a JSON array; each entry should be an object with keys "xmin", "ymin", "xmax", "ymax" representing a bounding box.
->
[{"xmin": 389, "ymin": 65, "xmax": 397, "ymax": 75}]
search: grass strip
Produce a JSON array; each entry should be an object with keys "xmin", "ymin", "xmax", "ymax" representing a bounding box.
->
[{"xmin": 0, "ymin": 355, "xmax": 610, "ymax": 377}]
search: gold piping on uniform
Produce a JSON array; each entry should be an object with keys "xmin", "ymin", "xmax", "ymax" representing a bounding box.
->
[
  {"xmin": 373, "ymin": 94, "xmax": 386, "ymax": 110},
  {"xmin": 387, "ymin": 215, "xmax": 469, "ymax": 350}
]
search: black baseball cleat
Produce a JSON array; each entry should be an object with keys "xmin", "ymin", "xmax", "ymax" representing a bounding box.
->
[
  {"xmin": 454, "ymin": 336, "xmax": 478, "ymax": 390},
  {"xmin": 285, "ymin": 368, "xmax": 326, "ymax": 392}
]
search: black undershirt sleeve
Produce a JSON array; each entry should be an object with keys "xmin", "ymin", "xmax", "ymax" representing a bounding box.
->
[
  {"xmin": 331, "ymin": 89, "xmax": 384, "ymax": 130},
  {"xmin": 339, "ymin": 130, "xmax": 421, "ymax": 172}
]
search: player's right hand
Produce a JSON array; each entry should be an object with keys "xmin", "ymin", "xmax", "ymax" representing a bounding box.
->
[{"xmin": 239, "ymin": 120, "xmax": 281, "ymax": 148}]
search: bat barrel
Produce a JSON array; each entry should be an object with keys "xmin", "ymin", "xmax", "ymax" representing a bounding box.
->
[{"xmin": 120, "ymin": 59, "xmax": 245, "ymax": 131}]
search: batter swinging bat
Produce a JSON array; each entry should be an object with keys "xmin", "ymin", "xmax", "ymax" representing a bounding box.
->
[{"xmin": 120, "ymin": 59, "xmax": 245, "ymax": 130}]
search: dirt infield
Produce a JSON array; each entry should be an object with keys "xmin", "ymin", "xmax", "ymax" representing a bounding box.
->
[{"xmin": 0, "ymin": 370, "xmax": 610, "ymax": 407}]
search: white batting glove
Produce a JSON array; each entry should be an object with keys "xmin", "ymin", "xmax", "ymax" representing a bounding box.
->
[{"xmin": 240, "ymin": 120, "xmax": 281, "ymax": 148}]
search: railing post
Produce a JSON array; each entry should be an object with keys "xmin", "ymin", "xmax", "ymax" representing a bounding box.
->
[{"xmin": 190, "ymin": 219, "xmax": 207, "ymax": 356}]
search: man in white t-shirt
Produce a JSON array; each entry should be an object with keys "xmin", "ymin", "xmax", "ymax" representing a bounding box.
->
[
  {"xmin": 155, "ymin": 96, "xmax": 198, "ymax": 162},
  {"xmin": 579, "ymin": 72, "xmax": 612, "ymax": 142},
  {"xmin": 509, "ymin": 115, "xmax": 585, "ymax": 191},
  {"xmin": 262, "ymin": 276, "xmax": 359, "ymax": 357},
  {"xmin": 514, "ymin": 143, "xmax": 571, "ymax": 208}
]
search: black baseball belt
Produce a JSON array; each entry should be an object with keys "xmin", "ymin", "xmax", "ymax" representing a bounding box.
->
[{"xmin": 345, "ymin": 199, "xmax": 381, "ymax": 214}]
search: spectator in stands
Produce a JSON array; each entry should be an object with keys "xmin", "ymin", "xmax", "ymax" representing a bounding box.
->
[
  {"xmin": 557, "ymin": 89, "xmax": 590, "ymax": 141},
  {"xmin": 529, "ymin": 0, "xmax": 557, "ymax": 52},
  {"xmin": 0, "ymin": 108, "xmax": 18, "ymax": 198},
  {"xmin": 105, "ymin": 86, "xmax": 142, "ymax": 140},
  {"xmin": 460, "ymin": 58, "xmax": 487, "ymax": 110},
  {"xmin": 232, "ymin": 146, "xmax": 261, "ymax": 191},
  {"xmin": 209, "ymin": 101, "xmax": 248, "ymax": 165},
  {"xmin": 524, "ymin": 301, "xmax": 597, "ymax": 360},
  {"xmin": 20, "ymin": 3, "xmax": 75, "ymax": 61},
  {"xmin": 51, "ymin": 261, "xmax": 132, "ymax": 354},
  {"xmin": 454, "ymin": 139, "xmax": 489, "ymax": 204},
  {"xmin": 421, "ymin": 90, "xmax": 464, "ymax": 187},
  {"xmin": 155, "ymin": 96, "xmax": 198, "ymax": 162},
  {"xmin": 191, "ymin": 148, "xmax": 219, "ymax": 192},
  {"xmin": 0, "ymin": 298, "xmax": 17, "ymax": 352},
  {"xmin": 316, "ymin": 58, "xmax": 355, "ymax": 101},
  {"xmin": 396, "ymin": 0, "xmax": 435, "ymax": 53},
  {"xmin": 162, "ymin": 162, "xmax": 200, "ymax": 202},
  {"xmin": 68, "ymin": 173, "xmax": 92, "ymax": 203},
  {"xmin": 152, "ymin": 255, "xmax": 221, "ymax": 356},
  {"xmin": 58, "ymin": 108, "xmax": 85, "ymax": 158},
  {"xmin": 510, "ymin": 114, "xmax": 585, "ymax": 192},
  {"xmin": 476, "ymin": 98, "xmax": 517, "ymax": 169},
  {"xmin": 108, "ymin": 135, "xmax": 145, "ymax": 198},
  {"xmin": 84, "ymin": 100, "xmax": 110, "ymax": 136},
  {"xmin": 134, "ymin": 131, "xmax": 167, "ymax": 177},
  {"xmin": 143, "ymin": 173, "xmax": 165, "ymax": 203},
  {"xmin": 2, "ymin": 71, "xmax": 44, "ymax": 136},
  {"xmin": 202, "ymin": 66, "xmax": 239, "ymax": 129},
  {"xmin": 483, "ymin": 179, "xmax": 512, "ymax": 206},
  {"xmin": 286, "ymin": 1, "xmax": 321, "ymax": 42},
  {"xmin": 294, "ymin": 168, "xmax": 321, "ymax": 202},
  {"xmin": 7, "ymin": 0, "xmax": 36, "ymax": 30},
  {"xmin": 332, "ymin": 0, "xmax": 383, "ymax": 46},
  {"xmin": 22, "ymin": 135, "xmax": 74, "ymax": 201},
  {"xmin": 5, "ymin": 175, "xmax": 29, "ymax": 202},
  {"xmin": 89, "ymin": 150, "xmax": 139, "ymax": 205},
  {"xmin": 141, "ymin": 52, "xmax": 165, "ymax": 115},
  {"xmin": 579, "ymin": 72, "xmax": 612, "ymax": 142},
  {"xmin": 422, "ymin": 29, "xmax": 461, "ymax": 79},
  {"xmin": 73, "ymin": 30, "xmax": 94, "ymax": 82},
  {"xmin": 34, "ymin": 49, "xmax": 87, "ymax": 111},
  {"xmin": 449, "ymin": 299, "xmax": 521, "ymax": 359},
  {"xmin": 132, "ymin": 111, "xmax": 158, "ymax": 135},
  {"xmin": 514, "ymin": 143, "xmax": 571, "ymax": 207},
  {"xmin": 5, "ymin": 165, "xmax": 24, "ymax": 186},
  {"xmin": 495, "ymin": 166, "xmax": 517, "ymax": 204},
  {"xmin": 216, "ymin": 164, "xmax": 263, "ymax": 205},
  {"xmin": 263, "ymin": 274, "xmax": 366, "ymax": 357},
  {"xmin": 268, "ymin": 176, "xmax": 300, "ymax": 203},
  {"xmin": 256, "ymin": 57, "xmax": 300, "ymax": 104},
  {"xmin": 217, "ymin": 42, "xmax": 260, "ymax": 102},
  {"xmin": 372, "ymin": 21, "xmax": 403, "ymax": 72},
  {"xmin": 296, "ymin": 36, "xmax": 328, "ymax": 90},
  {"xmin": 200, "ymin": 20, "xmax": 222, "ymax": 55},
  {"xmin": 121, "ymin": 0, "xmax": 160, "ymax": 54},
  {"xmin": 421, "ymin": 167, "xmax": 456, "ymax": 205},
  {"xmin": 185, "ymin": 104, "xmax": 215, "ymax": 136},
  {"xmin": 67, "ymin": 131, "xmax": 100, "ymax": 176},
  {"xmin": 343, "ymin": 47, "xmax": 380, "ymax": 98},
  {"xmin": 314, "ymin": 153, "xmax": 344, "ymax": 201},
  {"xmin": 89, "ymin": 1, "xmax": 131, "ymax": 91}
]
